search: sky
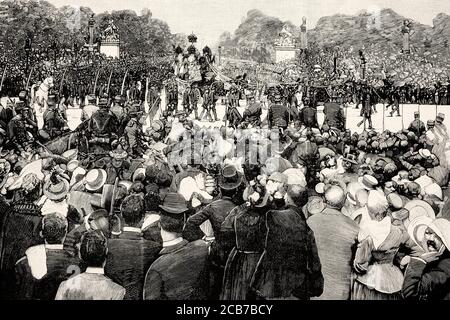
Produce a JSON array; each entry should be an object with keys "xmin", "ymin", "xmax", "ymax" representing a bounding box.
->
[{"xmin": 47, "ymin": 0, "xmax": 450, "ymax": 48}]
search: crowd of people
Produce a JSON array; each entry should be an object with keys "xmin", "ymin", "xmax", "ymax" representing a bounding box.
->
[
  {"xmin": 0, "ymin": 66, "xmax": 450, "ymax": 300},
  {"xmin": 1, "ymin": 27, "xmax": 450, "ymax": 300}
]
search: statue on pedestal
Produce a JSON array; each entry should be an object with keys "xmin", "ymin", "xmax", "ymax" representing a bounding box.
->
[
  {"xmin": 300, "ymin": 17, "xmax": 307, "ymax": 50},
  {"xmin": 276, "ymin": 25, "xmax": 295, "ymax": 47},
  {"xmin": 401, "ymin": 19, "xmax": 412, "ymax": 54},
  {"xmin": 102, "ymin": 19, "xmax": 120, "ymax": 42}
]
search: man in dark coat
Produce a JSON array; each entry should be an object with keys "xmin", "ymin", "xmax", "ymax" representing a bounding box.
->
[
  {"xmin": 324, "ymin": 96, "xmax": 346, "ymax": 131},
  {"xmin": 143, "ymin": 193, "xmax": 210, "ymax": 300},
  {"xmin": 268, "ymin": 94, "xmax": 289, "ymax": 130},
  {"xmin": 357, "ymin": 89, "xmax": 373, "ymax": 129},
  {"xmin": 183, "ymin": 165, "xmax": 244, "ymax": 298},
  {"xmin": 300, "ymin": 99, "xmax": 318, "ymax": 128},
  {"xmin": 15, "ymin": 213, "xmax": 84, "ymax": 300},
  {"xmin": 42, "ymin": 94, "xmax": 69, "ymax": 140},
  {"xmin": 7, "ymin": 102, "xmax": 35, "ymax": 154},
  {"xmin": 0, "ymin": 173, "xmax": 43, "ymax": 299},
  {"xmin": 307, "ymin": 186, "xmax": 359, "ymax": 300},
  {"xmin": 241, "ymin": 95, "xmax": 262, "ymax": 128},
  {"xmin": 78, "ymin": 94, "xmax": 119, "ymax": 156},
  {"xmin": 105, "ymin": 195, "xmax": 161, "ymax": 300},
  {"xmin": 408, "ymin": 111, "xmax": 426, "ymax": 136}
]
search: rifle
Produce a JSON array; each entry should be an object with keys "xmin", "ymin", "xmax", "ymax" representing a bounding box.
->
[{"xmin": 0, "ymin": 65, "xmax": 7, "ymax": 93}]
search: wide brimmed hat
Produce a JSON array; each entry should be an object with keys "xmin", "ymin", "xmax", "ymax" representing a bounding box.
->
[
  {"xmin": 110, "ymin": 145, "xmax": 128, "ymax": 161},
  {"xmin": 159, "ymin": 192, "xmax": 189, "ymax": 214},
  {"xmin": 408, "ymin": 216, "xmax": 450, "ymax": 251},
  {"xmin": 62, "ymin": 149, "xmax": 78, "ymax": 161},
  {"xmin": 132, "ymin": 168, "xmax": 146, "ymax": 182},
  {"xmin": 418, "ymin": 149, "xmax": 431, "ymax": 158},
  {"xmin": 268, "ymin": 172, "xmax": 288, "ymax": 184},
  {"xmin": 70, "ymin": 167, "xmax": 86, "ymax": 187},
  {"xmin": 85, "ymin": 169, "xmax": 107, "ymax": 192},
  {"xmin": 8, "ymin": 160, "xmax": 45, "ymax": 191},
  {"xmin": 407, "ymin": 215, "xmax": 434, "ymax": 249},
  {"xmin": 44, "ymin": 177, "xmax": 70, "ymax": 201},
  {"xmin": 67, "ymin": 160, "xmax": 79, "ymax": 173},
  {"xmin": 404, "ymin": 199, "xmax": 436, "ymax": 228},
  {"xmin": 358, "ymin": 175, "xmax": 378, "ymax": 190},
  {"xmin": 218, "ymin": 165, "xmax": 243, "ymax": 190}
]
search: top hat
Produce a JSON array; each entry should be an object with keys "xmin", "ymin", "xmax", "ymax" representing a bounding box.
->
[
  {"xmin": 159, "ymin": 192, "xmax": 189, "ymax": 214},
  {"xmin": 218, "ymin": 165, "xmax": 243, "ymax": 190}
]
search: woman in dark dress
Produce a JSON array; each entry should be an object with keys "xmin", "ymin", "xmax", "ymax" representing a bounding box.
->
[{"xmin": 220, "ymin": 189, "xmax": 267, "ymax": 300}]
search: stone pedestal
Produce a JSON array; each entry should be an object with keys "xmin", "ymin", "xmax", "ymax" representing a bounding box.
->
[
  {"xmin": 275, "ymin": 46, "xmax": 297, "ymax": 63},
  {"xmin": 100, "ymin": 41, "xmax": 120, "ymax": 58}
]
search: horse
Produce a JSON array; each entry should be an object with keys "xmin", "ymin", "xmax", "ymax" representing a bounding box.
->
[{"xmin": 32, "ymin": 76, "xmax": 54, "ymax": 129}]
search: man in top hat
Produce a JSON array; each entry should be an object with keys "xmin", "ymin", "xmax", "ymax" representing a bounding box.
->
[
  {"xmin": 105, "ymin": 195, "xmax": 161, "ymax": 300},
  {"xmin": 408, "ymin": 111, "xmax": 426, "ymax": 137},
  {"xmin": 143, "ymin": 192, "xmax": 211, "ymax": 300},
  {"xmin": 15, "ymin": 213, "xmax": 85, "ymax": 300},
  {"xmin": 80, "ymin": 94, "xmax": 119, "ymax": 156},
  {"xmin": 183, "ymin": 165, "xmax": 245, "ymax": 299},
  {"xmin": 269, "ymin": 93, "xmax": 290, "ymax": 129},
  {"xmin": 42, "ymin": 94, "xmax": 69, "ymax": 140},
  {"xmin": 241, "ymin": 94, "xmax": 262, "ymax": 128},
  {"xmin": 403, "ymin": 217, "xmax": 450, "ymax": 300}
]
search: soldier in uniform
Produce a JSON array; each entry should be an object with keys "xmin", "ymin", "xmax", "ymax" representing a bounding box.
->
[
  {"xmin": 80, "ymin": 95, "xmax": 99, "ymax": 122},
  {"xmin": 268, "ymin": 94, "xmax": 289, "ymax": 131},
  {"xmin": 41, "ymin": 94, "xmax": 69, "ymax": 140},
  {"xmin": 7, "ymin": 102, "xmax": 35, "ymax": 154},
  {"xmin": 80, "ymin": 94, "xmax": 119, "ymax": 156},
  {"xmin": 189, "ymin": 83, "xmax": 201, "ymax": 120},
  {"xmin": 357, "ymin": 88, "xmax": 374, "ymax": 129},
  {"xmin": 182, "ymin": 85, "xmax": 191, "ymax": 115},
  {"xmin": 408, "ymin": 111, "xmax": 426, "ymax": 136},
  {"xmin": 124, "ymin": 102, "xmax": 146, "ymax": 157},
  {"xmin": 241, "ymin": 94, "xmax": 262, "ymax": 128},
  {"xmin": 199, "ymin": 88, "xmax": 217, "ymax": 122}
]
